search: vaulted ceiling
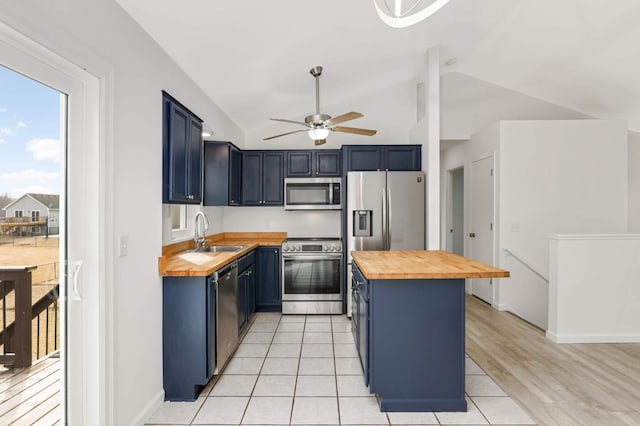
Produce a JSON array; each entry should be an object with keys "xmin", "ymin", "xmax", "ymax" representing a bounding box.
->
[{"xmin": 116, "ymin": 0, "xmax": 640, "ymax": 141}]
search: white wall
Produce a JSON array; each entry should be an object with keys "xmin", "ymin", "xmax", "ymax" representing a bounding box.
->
[
  {"xmin": 629, "ymin": 132, "xmax": 640, "ymax": 232},
  {"xmin": 548, "ymin": 234, "xmax": 640, "ymax": 343},
  {"xmin": 223, "ymin": 207, "xmax": 341, "ymax": 238},
  {"xmin": 0, "ymin": 1, "xmax": 243, "ymax": 424},
  {"xmin": 442, "ymin": 119, "xmax": 629, "ymax": 329},
  {"xmin": 440, "ymin": 72, "xmax": 589, "ymax": 140},
  {"xmin": 499, "ymin": 120, "xmax": 628, "ymax": 328},
  {"xmin": 499, "ymin": 120, "xmax": 628, "ymax": 274}
]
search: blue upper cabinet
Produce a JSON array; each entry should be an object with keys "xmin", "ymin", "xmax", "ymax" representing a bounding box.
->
[
  {"xmin": 286, "ymin": 151, "xmax": 313, "ymax": 177},
  {"xmin": 203, "ymin": 141, "xmax": 242, "ymax": 206},
  {"xmin": 343, "ymin": 145, "xmax": 421, "ymax": 173},
  {"xmin": 285, "ymin": 150, "xmax": 341, "ymax": 177},
  {"xmin": 241, "ymin": 152, "xmax": 262, "ymax": 205},
  {"xmin": 343, "ymin": 146, "xmax": 382, "ymax": 172},
  {"xmin": 241, "ymin": 151, "xmax": 284, "ymax": 205},
  {"xmin": 382, "ymin": 146, "xmax": 421, "ymax": 171},
  {"xmin": 263, "ymin": 151, "xmax": 285, "ymax": 205},
  {"xmin": 162, "ymin": 91, "xmax": 203, "ymax": 204},
  {"xmin": 315, "ymin": 150, "xmax": 341, "ymax": 176}
]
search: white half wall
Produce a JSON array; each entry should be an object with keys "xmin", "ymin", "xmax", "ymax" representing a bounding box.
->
[
  {"xmin": 548, "ymin": 234, "xmax": 640, "ymax": 343},
  {"xmin": 629, "ymin": 132, "xmax": 640, "ymax": 232}
]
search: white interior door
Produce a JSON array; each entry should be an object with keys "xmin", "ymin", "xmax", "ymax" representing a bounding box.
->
[{"xmin": 470, "ymin": 156, "xmax": 494, "ymax": 304}]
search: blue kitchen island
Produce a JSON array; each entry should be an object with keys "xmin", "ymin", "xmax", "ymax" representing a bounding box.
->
[{"xmin": 351, "ymin": 250, "xmax": 509, "ymax": 412}]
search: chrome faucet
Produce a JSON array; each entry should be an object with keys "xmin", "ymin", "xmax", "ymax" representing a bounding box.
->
[{"xmin": 194, "ymin": 210, "xmax": 210, "ymax": 250}]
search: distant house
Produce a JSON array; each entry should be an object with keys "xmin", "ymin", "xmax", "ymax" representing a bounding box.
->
[{"xmin": 2, "ymin": 193, "xmax": 60, "ymax": 235}]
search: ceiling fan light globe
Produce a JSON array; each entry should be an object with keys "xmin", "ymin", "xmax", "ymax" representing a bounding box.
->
[{"xmin": 308, "ymin": 128, "xmax": 330, "ymax": 140}]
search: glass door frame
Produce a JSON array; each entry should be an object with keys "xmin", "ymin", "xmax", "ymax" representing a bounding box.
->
[{"xmin": 0, "ymin": 21, "xmax": 113, "ymax": 425}]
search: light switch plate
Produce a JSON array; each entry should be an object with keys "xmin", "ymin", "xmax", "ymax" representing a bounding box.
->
[{"xmin": 118, "ymin": 235, "xmax": 128, "ymax": 257}]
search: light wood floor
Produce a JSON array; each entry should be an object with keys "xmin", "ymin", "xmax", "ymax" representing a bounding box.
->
[
  {"xmin": 0, "ymin": 355, "xmax": 60, "ymax": 425},
  {"xmin": 466, "ymin": 294, "xmax": 640, "ymax": 426}
]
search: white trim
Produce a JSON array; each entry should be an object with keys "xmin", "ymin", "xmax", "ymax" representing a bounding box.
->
[
  {"xmin": 0, "ymin": 19, "xmax": 114, "ymax": 425},
  {"xmin": 549, "ymin": 233, "xmax": 640, "ymax": 240},
  {"xmin": 494, "ymin": 302, "xmax": 510, "ymax": 311},
  {"xmin": 546, "ymin": 331, "xmax": 640, "ymax": 344},
  {"xmin": 131, "ymin": 389, "xmax": 164, "ymax": 426}
]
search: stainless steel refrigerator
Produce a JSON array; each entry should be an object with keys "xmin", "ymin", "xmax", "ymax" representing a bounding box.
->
[{"xmin": 346, "ymin": 171, "xmax": 425, "ymax": 316}]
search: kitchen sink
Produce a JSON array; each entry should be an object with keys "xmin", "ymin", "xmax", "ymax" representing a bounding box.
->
[{"xmin": 190, "ymin": 245, "xmax": 248, "ymax": 253}]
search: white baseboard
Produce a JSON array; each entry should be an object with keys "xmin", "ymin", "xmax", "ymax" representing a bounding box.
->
[
  {"xmin": 493, "ymin": 302, "xmax": 509, "ymax": 311},
  {"xmin": 546, "ymin": 330, "xmax": 640, "ymax": 343},
  {"xmin": 131, "ymin": 389, "xmax": 164, "ymax": 426}
]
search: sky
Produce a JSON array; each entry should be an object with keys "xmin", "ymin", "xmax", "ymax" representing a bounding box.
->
[{"xmin": 0, "ymin": 65, "xmax": 61, "ymax": 199}]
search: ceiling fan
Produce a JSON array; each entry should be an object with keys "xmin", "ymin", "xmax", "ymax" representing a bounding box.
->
[{"xmin": 264, "ymin": 66, "xmax": 377, "ymax": 146}]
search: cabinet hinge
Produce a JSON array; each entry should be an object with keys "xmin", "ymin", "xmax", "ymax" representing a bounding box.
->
[
  {"xmin": 490, "ymin": 168, "xmax": 493, "ymax": 177},
  {"xmin": 490, "ymin": 223, "xmax": 493, "ymax": 231}
]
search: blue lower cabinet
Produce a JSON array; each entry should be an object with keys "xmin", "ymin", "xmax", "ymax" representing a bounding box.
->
[
  {"xmin": 163, "ymin": 275, "xmax": 216, "ymax": 401},
  {"xmin": 353, "ymin": 263, "xmax": 467, "ymax": 412},
  {"xmin": 255, "ymin": 246, "xmax": 282, "ymax": 312},
  {"xmin": 238, "ymin": 270, "xmax": 248, "ymax": 332},
  {"xmin": 238, "ymin": 251, "xmax": 257, "ymax": 334}
]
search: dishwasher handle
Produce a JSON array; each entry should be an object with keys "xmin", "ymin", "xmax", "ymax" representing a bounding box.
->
[{"xmin": 214, "ymin": 261, "xmax": 238, "ymax": 282}]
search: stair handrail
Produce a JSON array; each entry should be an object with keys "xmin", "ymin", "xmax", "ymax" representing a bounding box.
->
[{"xmin": 503, "ymin": 248, "xmax": 549, "ymax": 284}]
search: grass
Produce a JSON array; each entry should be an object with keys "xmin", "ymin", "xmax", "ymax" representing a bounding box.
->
[{"xmin": 0, "ymin": 236, "xmax": 60, "ymax": 362}]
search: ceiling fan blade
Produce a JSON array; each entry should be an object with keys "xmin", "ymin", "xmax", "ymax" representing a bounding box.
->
[
  {"xmin": 314, "ymin": 139, "xmax": 327, "ymax": 146},
  {"xmin": 333, "ymin": 126, "xmax": 377, "ymax": 136},
  {"xmin": 327, "ymin": 112, "xmax": 363, "ymax": 125},
  {"xmin": 270, "ymin": 118, "xmax": 308, "ymax": 126},
  {"xmin": 263, "ymin": 129, "xmax": 308, "ymax": 140}
]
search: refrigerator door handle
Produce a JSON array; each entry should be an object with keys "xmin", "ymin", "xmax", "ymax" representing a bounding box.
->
[
  {"xmin": 381, "ymin": 188, "xmax": 387, "ymax": 250},
  {"xmin": 387, "ymin": 187, "xmax": 392, "ymax": 249}
]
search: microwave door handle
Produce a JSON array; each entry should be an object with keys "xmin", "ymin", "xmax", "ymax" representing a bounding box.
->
[{"xmin": 328, "ymin": 184, "xmax": 334, "ymax": 205}]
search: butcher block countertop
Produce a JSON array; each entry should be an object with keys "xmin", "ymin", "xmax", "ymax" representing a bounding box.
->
[
  {"xmin": 352, "ymin": 250, "xmax": 510, "ymax": 280},
  {"xmin": 159, "ymin": 232, "xmax": 286, "ymax": 277}
]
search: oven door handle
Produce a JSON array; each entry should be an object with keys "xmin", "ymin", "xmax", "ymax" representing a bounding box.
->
[{"xmin": 283, "ymin": 254, "xmax": 343, "ymax": 260}]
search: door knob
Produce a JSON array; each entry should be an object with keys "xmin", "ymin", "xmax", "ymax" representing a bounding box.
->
[{"xmin": 469, "ymin": 232, "xmax": 476, "ymax": 238}]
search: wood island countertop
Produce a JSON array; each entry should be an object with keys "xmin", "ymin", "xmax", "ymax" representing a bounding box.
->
[
  {"xmin": 352, "ymin": 250, "xmax": 510, "ymax": 280},
  {"xmin": 159, "ymin": 232, "xmax": 286, "ymax": 277}
]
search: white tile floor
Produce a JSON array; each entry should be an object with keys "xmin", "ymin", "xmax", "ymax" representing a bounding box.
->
[{"xmin": 146, "ymin": 313, "xmax": 537, "ymax": 425}]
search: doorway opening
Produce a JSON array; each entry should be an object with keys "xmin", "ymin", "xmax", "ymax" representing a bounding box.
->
[{"xmin": 446, "ymin": 167, "xmax": 464, "ymax": 256}]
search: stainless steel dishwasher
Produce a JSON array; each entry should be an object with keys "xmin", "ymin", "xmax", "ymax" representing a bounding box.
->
[{"xmin": 214, "ymin": 261, "xmax": 238, "ymax": 374}]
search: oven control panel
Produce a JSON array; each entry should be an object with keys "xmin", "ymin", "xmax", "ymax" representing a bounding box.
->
[{"xmin": 282, "ymin": 239, "xmax": 342, "ymax": 253}]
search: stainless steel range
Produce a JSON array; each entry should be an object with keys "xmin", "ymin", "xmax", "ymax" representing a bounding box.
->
[{"xmin": 282, "ymin": 237, "xmax": 343, "ymax": 314}]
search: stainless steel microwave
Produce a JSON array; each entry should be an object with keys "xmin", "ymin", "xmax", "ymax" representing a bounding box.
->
[{"xmin": 284, "ymin": 177, "xmax": 342, "ymax": 210}]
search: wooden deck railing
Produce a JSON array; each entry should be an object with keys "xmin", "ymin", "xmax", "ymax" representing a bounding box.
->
[{"xmin": 0, "ymin": 266, "xmax": 35, "ymax": 368}]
